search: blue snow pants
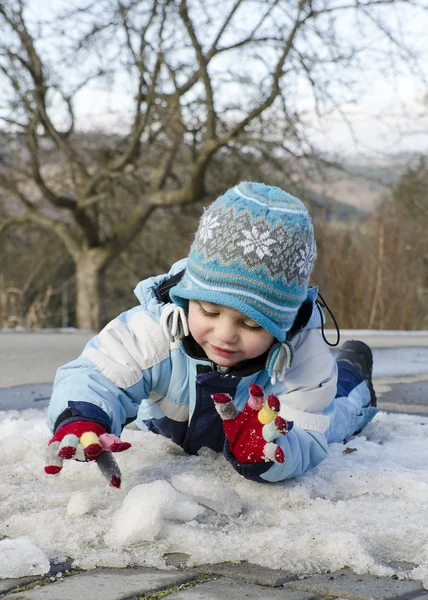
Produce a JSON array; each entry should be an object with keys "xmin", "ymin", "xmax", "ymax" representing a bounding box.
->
[{"xmin": 324, "ymin": 361, "xmax": 378, "ymax": 444}]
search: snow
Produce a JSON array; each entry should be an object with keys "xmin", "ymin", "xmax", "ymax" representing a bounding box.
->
[
  {"xmin": 0, "ymin": 538, "xmax": 50, "ymax": 578},
  {"xmin": 171, "ymin": 470, "xmax": 242, "ymax": 516},
  {"xmin": 1, "ymin": 407, "xmax": 428, "ymax": 581}
]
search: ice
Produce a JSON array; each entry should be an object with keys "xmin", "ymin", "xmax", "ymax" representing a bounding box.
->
[
  {"xmin": 1, "ymin": 407, "xmax": 428, "ymax": 581},
  {"xmin": 106, "ymin": 482, "xmax": 205, "ymax": 546},
  {"xmin": 163, "ymin": 492, "xmax": 205, "ymax": 522},
  {"xmin": 0, "ymin": 537, "xmax": 50, "ymax": 578},
  {"xmin": 106, "ymin": 480, "xmax": 178, "ymax": 545},
  {"xmin": 67, "ymin": 491, "xmax": 92, "ymax": 517},
  {"xmin": 171, "ymin": 472, "xmax": 242, "ymax": 516}
]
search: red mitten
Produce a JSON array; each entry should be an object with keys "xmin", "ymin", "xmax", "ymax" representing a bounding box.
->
[
  {"xmin": 212, "ymin": 384, "xmax": 292, "ymax": 464},
  {"xmin": 45, "ymin": 420, "xmax": 131, "ymax": 488}
]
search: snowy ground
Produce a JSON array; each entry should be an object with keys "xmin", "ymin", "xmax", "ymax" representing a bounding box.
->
[
  {"xmin": 1, "ymin": 332, "xmax": 428, "ymax": 583},
  {"xmin": 1, "ymin": 407, "xmax": 428, "ymax": 583}
]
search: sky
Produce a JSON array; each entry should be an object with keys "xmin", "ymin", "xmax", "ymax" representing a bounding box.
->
[
  {"xmin": 1, "ymin": 348, "xmax": 428, "ymax": 585},
  {"xmin": 309, "ymin": 94, "xmax": 428, "ymax": 157},
  {"xmin": 6, "ymin": 0, "xmax": 427, "ymax": 159}
]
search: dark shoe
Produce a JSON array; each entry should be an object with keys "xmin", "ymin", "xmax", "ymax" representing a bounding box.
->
[{"xmin": 336, "ymin": 340, "xmax": 377, "ymax": 407}]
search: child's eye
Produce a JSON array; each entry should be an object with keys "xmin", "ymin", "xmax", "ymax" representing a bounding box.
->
[
  {"xmin": 199, "ymin": 305, "xmax": 219, "ymax": 318},
  {"xmin": 241, "ymin": 322, "xmax": 262, "ymax": 331}
]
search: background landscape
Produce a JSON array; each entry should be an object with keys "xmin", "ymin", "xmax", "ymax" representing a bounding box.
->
[{"xmin": 1, "ymin": 0, "xmax": 427, "ymax": 332}]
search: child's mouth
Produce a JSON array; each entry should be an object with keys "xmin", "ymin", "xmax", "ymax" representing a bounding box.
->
[{"xmin": 211, "ymin": 345, "xmax": 237, "ymax": 356}]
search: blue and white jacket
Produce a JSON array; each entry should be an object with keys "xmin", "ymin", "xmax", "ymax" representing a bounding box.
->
[{"xmin": 48, "ymin": 259, "xmax": 338, "ymax": 483}]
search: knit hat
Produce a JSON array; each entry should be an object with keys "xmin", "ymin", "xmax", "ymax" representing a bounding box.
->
[{"xmin": 170, "ymin": 181, "xmax": 316, "ymax": 345}]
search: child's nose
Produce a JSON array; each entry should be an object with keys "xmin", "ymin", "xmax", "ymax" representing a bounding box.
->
[{"xmin": 214, "ymin": 320, "xmax": 239, "ymax": 344}]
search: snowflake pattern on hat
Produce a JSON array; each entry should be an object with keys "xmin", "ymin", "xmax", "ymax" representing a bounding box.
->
[
  {"xmin": 199, "ymin": 211, "xmax": 221, "ymax": 243},
  {"xmin": 296, "ymin": 243, "xmax": 317, "ymax": 278},
  {"xmin": 237, "ymin": 227, "xmax": 276, "ymax": 259}
]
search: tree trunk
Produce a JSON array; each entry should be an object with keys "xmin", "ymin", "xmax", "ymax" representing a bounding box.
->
[{"xmin": 75, "ymin": 248, "xmax": 108, "ymax": 330}]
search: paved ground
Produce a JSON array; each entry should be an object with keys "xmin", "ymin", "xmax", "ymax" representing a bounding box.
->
[
  {"xmin": 0, "ymin": 330, "xmax": 93, "ymax": 387},
  {"xmin": 2, "ymin": 562, "xmax": 428, "ymax": 600},
  {"xmin": 1, "ymin": 330, "xmax": 428, "ymax": 599}
]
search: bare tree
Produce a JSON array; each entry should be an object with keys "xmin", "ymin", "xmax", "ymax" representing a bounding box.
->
[{"xmin": 0, "ymin": 0, "xmax": 426, "ymax": 329}]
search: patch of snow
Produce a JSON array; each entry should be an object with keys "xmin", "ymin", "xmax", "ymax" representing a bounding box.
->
[
  {"xmin": 0, "ymin": 537, "xmax": 49, "ymax": 578},
  {"xmin": 1, "ymin": 409, "xmax": 428, "ymax": 581}
]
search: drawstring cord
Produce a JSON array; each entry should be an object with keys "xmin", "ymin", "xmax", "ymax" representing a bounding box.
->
[
  {"xmin": 160, "ymin": 304, "xmax": 189, "ymax": 342},
  {"xmin": 316, "ymin": 291, "xmax": 340, "ymax": 347}
]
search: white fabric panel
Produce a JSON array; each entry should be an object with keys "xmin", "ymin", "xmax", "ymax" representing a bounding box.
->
[
  {"xmin": 279, "ymin": 403, "xmax": 330, "ymax": 433},
  {"xmin": 83, "ymin": 311, "xmax": 170, "ymax": 389},
  {"xmin": 277, "ymin": 328, "xmax": 337, "ymax": 432},
  {"xmin": 146, "ymin": 391, "xmax": 166, "ymax": 405},
  {"xmin": 158, "ymin": 397, "xmax": 189, "ymax": 422}
]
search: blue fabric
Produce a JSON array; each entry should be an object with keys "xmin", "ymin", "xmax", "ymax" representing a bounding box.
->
[
  {"xmin": 324, "ymin": 361, "xmax": 378, "ymax": 444},
  {"xmin": 170, "ymin": 182, "xmax": 316, "ymax": 341},
  {"xmin": 260, "ymin": 361, "xmax": 376, "ymax": 481},
  {"xmin": 143, "ymin": 370, "xmax": 239, "ymax": 454},
  {"xmin": 260, "ymin": 429, "xmax": 329, "ymax": 482},
  {"xmin": 183, "ymin": 370, "xmax": 238, "ymax": 454},
  {"xmin": 336, "ymin": 361, "xmax": 364, "ymax": 397},
  {"xmin": 144, "ymin": 417, "xmax": 188, "ymax": 446},
  {"xmin": 48, "ymin": 359, "xmax": 142, "ymax": 437},
  {"xmin": 54, "ymin": 401, "xmax": 112, "ymax": 433}
]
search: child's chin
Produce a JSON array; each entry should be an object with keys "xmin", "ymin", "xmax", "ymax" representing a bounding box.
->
[{"xmin": 206, "ymin": 352, "xmax": 241, "ymax": 367}]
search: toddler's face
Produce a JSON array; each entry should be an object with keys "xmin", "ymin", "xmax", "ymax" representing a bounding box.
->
[{"xmin": 187, "ymin": 300, "xmax": 275, "ymax": 367}]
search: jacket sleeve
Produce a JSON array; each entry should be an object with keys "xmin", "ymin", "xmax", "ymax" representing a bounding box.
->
[
  {"xmin": 223, "ymin": 425, "xmax": 328, "ymax": 483},
  {"xmin": 47, "ymin": 305, "xmax": 173, "ymax": 436},
  {"xmin": 258, "ymin": 427, "xmax": 328, "ymax": 482}
]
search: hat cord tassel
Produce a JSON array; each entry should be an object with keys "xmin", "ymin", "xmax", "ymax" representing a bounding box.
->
[
  {"xmin": 266, "ymin": 341, "xmax": 294, "ymax": 385},
  {"xmin": 161, "ymin": 304, "xmax": 189, "ymax": 342}
]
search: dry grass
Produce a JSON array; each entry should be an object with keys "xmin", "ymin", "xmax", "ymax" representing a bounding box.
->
[
  {"xmin": 313, "ymin": 205, "xmax": 427, "ymax": 330},
  {"xmin": 1, "ymin": 205, "xmax": 427, "ymax": 330}
]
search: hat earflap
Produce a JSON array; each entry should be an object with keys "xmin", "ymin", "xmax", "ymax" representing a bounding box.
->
[
  {"xmin": 161, "ymin": 304, "xmax": 189, "ymax": 342},
  {"xmin": 266, "ymin": 341, "xmax": 294, "ymax": 385}
]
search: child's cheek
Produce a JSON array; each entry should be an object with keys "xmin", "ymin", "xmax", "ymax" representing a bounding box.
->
[{"xmin": 187, "ymin": 313, "xmax": 205, "ymax": 345}]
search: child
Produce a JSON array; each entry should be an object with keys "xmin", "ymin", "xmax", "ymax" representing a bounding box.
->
[{"xmin": 45, "ymin": 182, "xmax": 378, "ymax": 486}]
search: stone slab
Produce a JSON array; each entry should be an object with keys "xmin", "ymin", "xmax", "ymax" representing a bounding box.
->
[
  {"xmin": 283, "ymin": 568, "xmax": 427, "ymax": 600},
  {"xmin": 377, "ymin": 400, "xmax": 428, "ymax": 416},
  {"xmin": 205, "ymin": 562, "xmax": 298, "ymax": 587},
  {"xmin": 170, "ymin": 577, "xmax": 317, "ymax": 599},
  {"xmin": 0, "ymin": 576, "xmax": 40, "ymax": 595},
  {"xmin": 5, "ymin": 567, "xmax": 196, "ymax": 600}
]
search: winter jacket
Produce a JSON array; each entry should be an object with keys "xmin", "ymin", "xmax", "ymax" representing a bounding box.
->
[{"xmin": 47, "ymin": 259, "xmax": 338, "ymax": 482}]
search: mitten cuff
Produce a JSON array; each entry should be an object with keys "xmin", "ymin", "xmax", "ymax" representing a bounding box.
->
[
  {"xmin": 223, "ymin": 439, "xmax": 272, "ymax": 482},
  {"xmin": 53, "ymin": 401, "xmax": 111, "ymax": 433}
]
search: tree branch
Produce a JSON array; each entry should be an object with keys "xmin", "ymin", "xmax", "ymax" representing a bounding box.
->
[
  {"xmin": 212, "ymin": 0, "xmax": 309, "ymax": 149},
  {"xmin": 179, "ymin": 0, "xmax": 216, "ymax": 139},
  {"xmin": 0, "ymin": 213, "xmax": 81, "ymax": 261},
  {"xmin": 0, "ymin": 4, "xmax": 90, "ymax": 180}
]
